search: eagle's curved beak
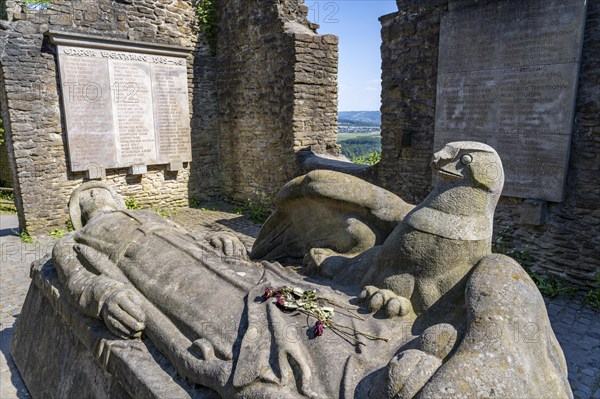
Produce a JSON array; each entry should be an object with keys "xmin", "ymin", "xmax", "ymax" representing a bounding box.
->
[{"xmin": 431, "ymin": 147, "xmax": 463, "ymax": 179}]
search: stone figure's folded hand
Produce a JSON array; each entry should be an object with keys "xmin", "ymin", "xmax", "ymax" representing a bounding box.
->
[
  {"xmin": 359, "ymin": 286, "xmax": 413, "ymax": 318},
  {"xmin": 208, "ymin": 232, "xmax": 249, "ymax": 260},
  {"xmin": 101, "ymin": 288, "xmax": 146, "ymax": 339}
]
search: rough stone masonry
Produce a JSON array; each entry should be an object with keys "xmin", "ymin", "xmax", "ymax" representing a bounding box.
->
[
  {"xmin": 0, "ymin": 0, "xmax": 339, "ymax": 235},
  {"xmin": 377, "ymin": 0, "xmax": 599, "ymax": 287}
]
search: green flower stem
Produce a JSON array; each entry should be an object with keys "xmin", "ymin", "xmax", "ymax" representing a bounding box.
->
[
  {"xmin": 329, "ymin": 326, "xmax": 365, "ymax": 347},
  {"xmin": 330, "ymin": 322, "xmax": 389, "ymax": 342}
]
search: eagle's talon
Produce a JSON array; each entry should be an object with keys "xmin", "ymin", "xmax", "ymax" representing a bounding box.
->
[
  {"xmin": 359, "ymin": 286, "xmax": 413, "ymax": 318},
  {"xmin": 386, "ymin": 296, "xmax": 412, "ymax": 317}
]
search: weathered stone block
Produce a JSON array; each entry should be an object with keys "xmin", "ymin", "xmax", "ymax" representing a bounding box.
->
[
  {"xmin": 520, "ymin": 199, "xmax": 548, "ymax": 226},
  {"xmin": 434, "ymin": 0, "xmax": 587, "ymax": 202}
]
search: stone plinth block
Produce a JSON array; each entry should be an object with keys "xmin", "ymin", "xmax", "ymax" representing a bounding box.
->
[{"xmin": 10, "ymin": 257, "xmax": 218, "ymax": 399}]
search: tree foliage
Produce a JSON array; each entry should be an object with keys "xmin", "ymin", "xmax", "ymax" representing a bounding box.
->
[
  {"xmin": 196, "ymin": 0, "xmax": 218, "ymax": 54},
  {"xmin": 339, "ymin": 137, "xmax": 381, "ymax": 162},
  {"xmin": 349, "ymin": 151, "xmax": 381, "ymax": 166},
  {"xmin": 23, "ymin": 0, "xmax": 50, "ymax": 9}
]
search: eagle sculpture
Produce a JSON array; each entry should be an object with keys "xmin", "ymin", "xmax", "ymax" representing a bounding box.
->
[{"xmin": 254, "ymin": 141, "xmax": 572, "ymax": 398}]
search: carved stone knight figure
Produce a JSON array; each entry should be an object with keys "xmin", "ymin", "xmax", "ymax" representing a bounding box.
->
[{"xmin": 50, "ymin": 142, "xmax": 572, "ymax": 398}]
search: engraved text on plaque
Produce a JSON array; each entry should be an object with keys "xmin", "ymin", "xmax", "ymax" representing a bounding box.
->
[
  {"xmin": 434, "ymin": 0, "xmax": 587, "ymax": 201},
  {"xmin": 50, "ymin": 32, "xmax": 192, "ymax": 176}
]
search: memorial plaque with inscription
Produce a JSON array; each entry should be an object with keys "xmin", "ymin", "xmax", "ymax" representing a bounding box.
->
[
  {"xmin": 151, "ymin": 63, "xmax": 192, "ymax": 164},
  {"xmin": 49, "ymin": 31, "xmax": 192, "ymax": 176},
  {"xmin": 434, "ymin": 0, "xmax": 587, "ymax": 202},
  {"xmin": 60, "ymin": 53, "xmax": 116, "ymax": 171},
  {"xmin": 109, "ymin": 59, "xmax": 156, "ymax": 167}
]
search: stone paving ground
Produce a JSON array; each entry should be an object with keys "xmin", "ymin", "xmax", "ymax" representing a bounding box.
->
[{"xmin": 1, "ymin": 209, "xmax": 599, "ymax": 398}]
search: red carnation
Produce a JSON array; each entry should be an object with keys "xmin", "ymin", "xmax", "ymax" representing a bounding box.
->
[
  {"xmin": 314, "ymin": 320, "xmax": 324, "ymax": 336},
  {"xmin": 263, "ymin": 287, "xmax": 272, "ymax": 301}
]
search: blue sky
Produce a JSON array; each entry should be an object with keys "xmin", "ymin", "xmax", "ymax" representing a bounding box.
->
[{"xmin": 303, "ymin": 1, "xmax": 398, "ymax": 111}]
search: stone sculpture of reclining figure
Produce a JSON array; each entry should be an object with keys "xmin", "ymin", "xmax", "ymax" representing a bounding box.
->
[{"xmin": 52, "ymin": 142, "xmax": 572, "ymax": 398}]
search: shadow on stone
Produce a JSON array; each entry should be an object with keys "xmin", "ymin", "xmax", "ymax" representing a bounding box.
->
[
  {"xmin": 1, "ymin": 325, "xmax": 30, "ymax": 399},
  {"xmin": 0, "ymin": 227, "xmax": 18, "ymax": 238},
  {"xmin": 215, "ymin": 216, "xmax": 261, "ymax": 239}
]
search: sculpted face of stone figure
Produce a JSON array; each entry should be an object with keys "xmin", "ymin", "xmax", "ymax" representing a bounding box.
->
[
  {"xmin": 68, "ymin": 182, "xmax": 126, "ymax": 230},
  {"xmin": 79, "ymin": 187, "xmax": 120, "ymax": 225},
  {"xmin": 49, "ymin": 142, "xmax": 571, "ymax": 398}
]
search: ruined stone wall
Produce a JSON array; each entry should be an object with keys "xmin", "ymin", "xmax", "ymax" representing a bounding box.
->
[
  {"xmin": 378, "ymin": 0, "xmax": 600, "ymax": 287},
  {"xmin": 0, "ymin": 0, "xmax": 219, "ymax": 234},
  {"xmin": 216, "ymin": 0, "xmax": 338, "ymax": 204},
  {"xmin": 378, "ymin": 1, "xmax": 444, "ymax": 204},
  {"xmin": 291, "ymin": 33, "xmax": 339, "ymax": 155}
]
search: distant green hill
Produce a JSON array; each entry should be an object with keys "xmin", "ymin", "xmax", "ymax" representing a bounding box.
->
[
  {"xmin": 338, "ymin": 119, "xmax": 377, "ymax": 127},
  {"xmin": 338, "ymin": 111, "xmax": 381, "ymax": 127}
]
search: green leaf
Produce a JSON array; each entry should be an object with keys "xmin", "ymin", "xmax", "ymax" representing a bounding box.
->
[{"xmin": 282, "ymin": 302, "xmax": 298, "ymax": 310}]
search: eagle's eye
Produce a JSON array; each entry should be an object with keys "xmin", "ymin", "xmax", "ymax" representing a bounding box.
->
[{"xmin": 460, "ymin": 154, "xmax": 473, "ymax": 165}]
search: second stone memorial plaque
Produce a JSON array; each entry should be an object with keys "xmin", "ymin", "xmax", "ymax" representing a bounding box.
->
[
  {"xmin": 152, "ymin": 63, "xmax": 192, "ymax": 164},
  {"xmin": 50, "ymin": 32, "xmax": 192, "ymax": 176},
  {"xmin": 434, "ymin": 0, "xmax": 587, "ymax": 202},
  {"xmin": 109, "ymin": 59, "xmax": 157, "ymax": 167}
]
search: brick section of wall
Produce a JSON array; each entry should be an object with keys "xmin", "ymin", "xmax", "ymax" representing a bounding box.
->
[
  {"xmin": 190, "ymin": 41, "xmax": 220, "ymax": 203},
  {"xmin": 291, "ymin": 33, "xmax": 339, "ymax": 154},
  {"xmin": 0, "ymin": 0, "xmax": 219, "ymax": 235},
  {"xmin": 216, "ymin": 0, "xmax": 338, "ymax": 204},
  {"xmin": 378, "ymin": 0, "xmax": 600, "ymax": 287}
]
